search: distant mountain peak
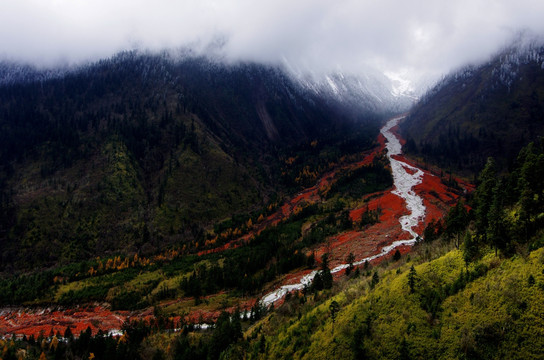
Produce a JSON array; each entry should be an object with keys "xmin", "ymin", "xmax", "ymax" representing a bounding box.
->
[
  {"xmin": 284, "ymin": 65, "xmax": 415, "ymax": 116},
  {"xmin": 384, "ymin": 71, "xmax": 418, "ymax": 100}
]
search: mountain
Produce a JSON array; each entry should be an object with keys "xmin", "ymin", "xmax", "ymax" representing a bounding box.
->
[
  {"xmin": 3, "ymin": 44, "xmax": 544, "ymax": 360},
  {"xmin": 0, "ymin": 60, "xmax": 68, "ymax": 86},
  {"xmin": 401, "ymin": 36, "xmax": 544, "ymax": 174},
  {"xmin": 0, "ymin": 51, "xmax": 388, "ymax": 270},
  {"xmin": 290, "ymin": 66, "xmax": 416, "ymax": 116}
]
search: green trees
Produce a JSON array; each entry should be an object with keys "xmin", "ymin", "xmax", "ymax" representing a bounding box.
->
[
  {"xmin": 474, "ymin": 157, "xmax": 497, "ymax": 240},
  {"xmin": 346, "ymin": 252, "xmax": 355, "ymax": 276},
  {"xmin": 320, "ymin": 252, "xmax": 333, "ymax": 290},
  {"xmin": 486, "ymin": 180, "xmax": 508, "ymax": 255},
  {"xmin": 312, "ymin": 253, "xmax": 333, "ymax": 291},
  {"xmin": 351, "ymin": 314, "xmax": 373, "ymax": 360},
  {"xmin": 463, "ymin": 231, "xmax": 478, "ymax": 266},
  {"xmin": 208, "ymin": 311, "xmax": 242, "ymax": 360},
  {"xmin": 516, "ymin": 142, "xmax": 544, "ymax": 242},
  {"xmin": 445, "ymin": 199, "xmax": 469, "ymax": 248},
  {"xmin": 467, "ymin": 141, "xmax": 544, "ymax": 258},
  {"xmin": 370, "ymin": 271, "xmax": 379, "ymax": 289},
  {"xmin": 423, "ymin": 219, "xmax": 443, "ymax": 242},
  {"xmin": 407, "ymin": 265, "xmax": 417, "ymax": 293},
  {"xmin": 329, "ymin": 300, "xmax": 340, "ymax": 333}
]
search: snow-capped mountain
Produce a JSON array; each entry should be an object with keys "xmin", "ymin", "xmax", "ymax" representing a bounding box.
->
[{"xmin": 283, "ymin": 62, "xmax": 417, "ymax": 117}]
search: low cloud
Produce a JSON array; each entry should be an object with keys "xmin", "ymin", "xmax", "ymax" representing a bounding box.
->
[{"xmin": 1, "ymin": 0, "xmax": 543, "ymax": 86}]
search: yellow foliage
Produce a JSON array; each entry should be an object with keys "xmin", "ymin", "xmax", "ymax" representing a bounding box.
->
[
  {"xmin": 250, "ymin": 248, "xmax": 544, "ymax": 360},
  {"xmin": 106, "ymin": 258, "xmax": 114, "ymax": 270},
  {"xmin": 50, "ymin": 336, "xmax": 59, "ymax": 351},
  {"xmin": 16, "ymin": 348, "xmax": 26, "ymax": 360}
]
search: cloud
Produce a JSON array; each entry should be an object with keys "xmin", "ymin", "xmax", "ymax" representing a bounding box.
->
[{"xmin": 1, "ymin": 0, "xmax": 544, "ymax": 86}]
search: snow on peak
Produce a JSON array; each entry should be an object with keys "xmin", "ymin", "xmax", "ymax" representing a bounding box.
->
[{"xmin": 384, "ymin": 71, "xmax": 417, "ymax": 99}]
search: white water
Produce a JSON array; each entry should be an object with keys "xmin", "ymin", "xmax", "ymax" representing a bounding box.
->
[
  {"xmin": 261, "ymin": 115, "xmax": 426, "ymax": 307},
  {"xmin": 0, "ymin": 116, "xmax": 427, "ymax": 337}
]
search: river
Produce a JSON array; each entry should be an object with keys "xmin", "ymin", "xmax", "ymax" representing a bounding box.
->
[
  {"xmin": 261, "ymin": 115, "xmax": 426, "ymax": 306},
  {"xmin": 0, "ymin": 116, "xmax": 427, "ymax": 336}
]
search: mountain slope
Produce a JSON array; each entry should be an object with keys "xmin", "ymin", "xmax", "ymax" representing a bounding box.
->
[
  {"xmin": 0, "ymin": 52, "xmax": 384, "ymax": 270},
  {"xmin": 401, "ymin": 37, "xmax": 544, "ymax": 174},
  {"xmin": 293, "ymin": 69, "xmax": 415, "ymax": 117},
  {"xmin": 242, "ymin": 246, "xmax": 544, "ymax": 360}
]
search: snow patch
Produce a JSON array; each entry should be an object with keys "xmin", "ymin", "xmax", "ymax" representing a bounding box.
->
[
  {"xmin": 107, "ymin": 329, "xmax": 124, "ymax": 337},
  {"xmin": 384, "ymin": 71, "xmax": 418, "ymax": 100},
  {"xmin": 325, "ymin": 75, "xmax": 340, "ymax": 95}
]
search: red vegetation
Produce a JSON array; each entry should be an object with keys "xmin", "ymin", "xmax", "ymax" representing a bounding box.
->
[
  {"xmin": 310, "ymin": 154, "xmax": 471, "ymax": 278},
  {"xmin": 0, "ymin": 306, "xmax": 128, "ymax": 338},
  {"xmin": 199, "ymin": 145, "xmax": 387, "ymax": 257},
  {"xmin": 274, "ymin": 155, "xmax": 469, "ymax": 298}
]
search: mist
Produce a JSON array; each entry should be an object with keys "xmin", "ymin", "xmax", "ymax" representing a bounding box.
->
[{"xmin": 1, "ymin": 0, "xmax": 544, "ymax": 89}]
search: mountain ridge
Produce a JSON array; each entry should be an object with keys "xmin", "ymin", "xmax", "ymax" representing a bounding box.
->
[
  {"xmin": 0, "ymin": 51, "xmax": 397, "ymax": 270},
  {"xmin": 401, "ymin": 36, "xmax": 544, "ymax": 174}
]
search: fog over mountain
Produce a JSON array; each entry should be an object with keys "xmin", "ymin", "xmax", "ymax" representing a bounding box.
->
[{"xmin": 2, "ymin": 0, "xmax": 544, "ymax": 93}]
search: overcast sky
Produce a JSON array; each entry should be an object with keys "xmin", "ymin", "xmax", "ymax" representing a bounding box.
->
[{"xmin": 1, "ymin": 0, "xmax": 544, "ymax": 87}]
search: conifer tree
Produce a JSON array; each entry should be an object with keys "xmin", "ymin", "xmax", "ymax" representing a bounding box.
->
[
  {"xmin": 329, "ymin": 300, "xmax": 340, "ymax": 334},
  {"xmin": 463, "ymin": 231, "xmax": 478, "ymax": 266},
  {"xmin": 408, "ymin": 265, "xmax": 417, "ymax": 293},
  {"xmin": 474, "ymin": 157, "xmax": 497, "ymax": 242},
  {"xmin": 445, "ymin": 199, "xmax": 469, "ymax": 248},
  {"xmin": 346, "ymin": 252, "xmax": 355, "ymax": 276},
  {"xmin": 320, "ymin": 253, "xmax": 333, "ymax": 289},
  {"xmin": 371, "ymin": 271, "xmax": 379, "ymax": 289},
  {"xmin": 487, "ymin": 180, "xmax": 508, "ymax": 255}
]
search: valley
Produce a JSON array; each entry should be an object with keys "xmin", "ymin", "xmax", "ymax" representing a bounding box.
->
[
  {"xmin": 0, "ymin": 37, "xmax": 543, "ymax": 359},
  {"xmin": 0, "ymin": 115, "xmax": 468, "ymax": 339}
]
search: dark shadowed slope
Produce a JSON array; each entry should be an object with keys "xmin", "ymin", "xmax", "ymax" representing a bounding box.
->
[
  {"xmin": 0, "ymin": 52, "xmax": 385, "ymax": 270},
  {"xmin": 402, "ymin": 36, "xmax": 544, "ymax": 175}
]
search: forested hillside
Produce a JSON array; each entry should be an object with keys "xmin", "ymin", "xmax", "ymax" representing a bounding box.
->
[
  {"xmin": 0, "ymin": 51, "xmax": 384, "ymax": 270},
  {"xmin": 2, "ymin": 38, "xmax": 544, "ymax": 360},
  {"xmin": 401, "ymin": 37, "xmax": 544, "ymax": 174},
  {"xmin": 1, "ymin": 140, "xmax": 543, "ymax": 359},
  {"xmin": 235, "ymin": 140, "xmax": 544, "ymax": 360}
]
